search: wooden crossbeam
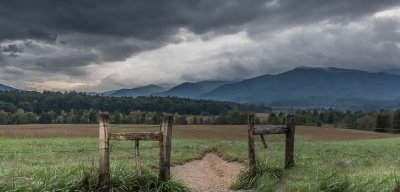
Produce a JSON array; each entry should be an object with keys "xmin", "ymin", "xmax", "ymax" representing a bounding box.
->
[
  {"xmin": 253, "ymin": 127, "xmax": 287, "ymax": 135},
  {"xmin": 109, "ymin": 132, "xmax": 162, "ymax": 141}
]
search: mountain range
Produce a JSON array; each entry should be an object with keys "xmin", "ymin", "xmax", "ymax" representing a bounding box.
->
[
  {"xmin": 2, "ymin": 67, "xmax": 400, "ymax": 109},
  {"xmin": 205, "ymin": 67, "xmax": 400, "ymax": 108},
  {"xmin": 106, "ymin": 67, "xmax": 400, "ymax": 109}
]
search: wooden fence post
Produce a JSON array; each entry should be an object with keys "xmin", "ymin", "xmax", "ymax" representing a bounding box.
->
[
  {"xmin": 159, "ymin": 113, "xmax": 173, "ymax": 181},
  {"xmin": 284, "ymin": 114, "xmax": 295, "ymax": 169},
  {"xmin": 99, "ymin": 112, "xmax": 110, "ymax": 191},
  {"xmin": 135, "ymin": 140, "xmax": 142, "ymax": 177},
  {"xmin": 248, "ymin": 114, "xmax": 256, "ymax": 177}
]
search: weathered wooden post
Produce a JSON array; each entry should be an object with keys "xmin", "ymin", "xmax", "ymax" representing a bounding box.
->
[
  {"xmin": 159, "ymin": 113, "xmax": 173, "ymax": 181},
  {"xmin": 248, "ymin": 114, "xmax": 256, "ymax": 177},
  {"xmin": 135, "ymin": 140, "xmax": 142, "ymax": 177},
  {"xmin": 99, "ymin": 112, "xmax": 110, "ymax": 191},
  {"xmin": 284, "ymin": 114, "xmax": 295, "ymax": 169},
  {"xmin": 260, "ymin": 134, "xmax": 268, "ymax": 149}
]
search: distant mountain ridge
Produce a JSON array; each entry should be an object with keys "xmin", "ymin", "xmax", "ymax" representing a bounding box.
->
[
  {"xmin": 153, "ymin": 81, "xmax": 230, "ymax": 98},
  {"xmin": 204, "ymin": 67, "xmax": 400, "ymax": 108},
  {"xmin": 87, "ymin": 67, "xmax": 400, "ymax": 109},
  {"xmin": 381, "ymin": 68, "xmax": 400, "ymax": 76},
  {"xmin": 0, "ymin": 84, "xmax": 15, "ymax": 91},
  {"xmin": 111, "ymin": 84, "xmax": 164, "ymax": 97}
]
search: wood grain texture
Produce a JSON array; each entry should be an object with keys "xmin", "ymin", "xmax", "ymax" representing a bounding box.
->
[
  {"xmin": 109, "ymin": 132, "xmax": 162, "ymax": 141},
  {"xmin": 253, "ymin": 127, "xmax": 287, "ymax": 135}
]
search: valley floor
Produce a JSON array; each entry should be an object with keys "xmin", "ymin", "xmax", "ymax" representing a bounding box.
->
[{"xmin": 0, "ymin": 125, "xmax": 399, "ymax": 191}]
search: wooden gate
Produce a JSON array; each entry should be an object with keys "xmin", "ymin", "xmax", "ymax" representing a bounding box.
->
[
  {"xmin": 98, "ymin": 112, "xmax": 173, "ymax": 190},
  {"xmin": 247, "ymin": 114, "xmax": 295, "ymax": 177}
]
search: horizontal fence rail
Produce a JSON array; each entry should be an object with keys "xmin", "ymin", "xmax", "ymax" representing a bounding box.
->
[
  {"xmin": 253, "ymin": 127, "xmax": 287, "ymax": 135},
  {"xmin": 109, "ymin": 132, "xmax": 162, "ymax": 141}
]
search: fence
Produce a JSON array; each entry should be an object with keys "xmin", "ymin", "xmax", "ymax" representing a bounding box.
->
[
  {"xmin": 98, "ymin": 112, "xmax": 173, "ymax": 191},
  {"xmin": 247, "ymin": 114, "xmax": 295, "ymax": 177}
]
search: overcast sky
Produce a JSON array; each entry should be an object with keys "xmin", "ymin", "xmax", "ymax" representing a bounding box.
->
[{"xmin": 0, "ymin": 0, "xmax": 400, "ymax": 91}]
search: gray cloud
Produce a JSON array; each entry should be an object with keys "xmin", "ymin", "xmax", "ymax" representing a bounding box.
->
[
  {"xmin": 0, "ymin": 0, "xmax": 399, "ymax": 90},
  {"xmin": 1, "ymin": 44, "xmax": 22, "ymax": 53}
]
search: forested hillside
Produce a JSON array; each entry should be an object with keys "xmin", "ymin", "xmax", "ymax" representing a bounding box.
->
[{"xmin": 0, "ymin": 90, "xmax": 269, "ymax": 124}]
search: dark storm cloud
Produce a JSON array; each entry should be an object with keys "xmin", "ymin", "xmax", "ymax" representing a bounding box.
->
[
  {"xmin": 2, "ymin": 0, "xmax": 398, "ymax": 47},
  {"xmin": 0, "ymin": 0, "xmax": 271, "ymax": 79},
  {"xmin": 0, "ymin": 0, "xmax": 262, "ymax": 38},
  {"xmin": 0, "ymin": 0, "xmax": 399, "ymax": 90}
]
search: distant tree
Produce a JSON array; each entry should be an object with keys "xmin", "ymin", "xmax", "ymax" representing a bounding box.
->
[
  {"xmin": 66, "ymin": 109, "xmax": 80, "ymax": 124},
  {"xmin": 12, "ymin": 109, "xmax": 27, "ymax": 124},
  {"xmin": 175, "ymin": 114, "xmax": 188, "ymax": 125},
  {"xmin": 25, "ymin": 112, "xmax": 38, "ymax": 123},
  {"xmin": 198, "ymin": 116, "xmax": 204, "ymax": 124},
  {"xmin": 340, "ymin": 116, "xmax": 357, "ymax": 129},
  {"xmin": 0, "ymin": 101, "xmax": 17, "ymax": 113},
  {"xmin": 267, "ymin": 113, "xmax": 280, "ymax": 125},
  {"xmin": 151, "ymin": 112, "xmax": 159, "ymax": 124},
  {"xmin": 128, "ymin": 110, "xmax": 143, "ymax": 123},
  {"xmin": 112, "ymin": 111, "xmax": 123, "ymax": 124},
  {"xmin": 356, "ymin": 114, "xmax": 376, "ymax": 130},
  {"xmin": 88, "ymin": 109, "xmax": 98, "ymax": 123},
  {"xmin": 316, "ymin": 120, "xmax": 322, "ymax": 127},
  {"xmin": 277, "ymin": 112, "xmax": 286, "ymax": 124},
  {"xmin": 0, "ymin": 110, "xmax": 9, "ymax": 124},
  {"xmin": 192, "ymin": 116, "xmax": 198, "ymax": 125},
  {"xmin": 318, "ymin": 113, "xmax": 325, "ymax": 123},
  {"xmin": 376, "ymin": 112, "xmax": 391, "ymax": 132},
  {"xmin": 254, "ymin": 117, "xmax": 261, "ymax": 124},
  {"xmin": 392, "ymin": 110, "xmax": 400, "ymax": 132},
  {"xmin": 20, "ymin": 102, "xmax": 33, "ymax": 112},
  {"xmin": 39, "ymin": 111, "xmax": 55, "ymax": 124},
  {"xmin": 80, "ymin": 109, "xmax": 91, "ymax": 123}
]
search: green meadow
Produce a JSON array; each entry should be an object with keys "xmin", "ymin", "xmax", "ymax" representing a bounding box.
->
[{"xmin": 0, "ymin": 135, "xmax": 399, "ymax": 191}]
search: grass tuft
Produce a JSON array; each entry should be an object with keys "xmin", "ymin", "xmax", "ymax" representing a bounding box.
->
[
  {"xmin": 318, "ymin": 171, "xmax": 350, "ymax": 192},
  {"xmin": 231, "ymin": 158, "xmax": 284, "ymax": 192}
]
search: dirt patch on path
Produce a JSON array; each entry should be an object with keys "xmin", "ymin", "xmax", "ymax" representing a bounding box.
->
[{"xmin": 172, "ymin": 153, "xmax": 247, "ymax": 192}]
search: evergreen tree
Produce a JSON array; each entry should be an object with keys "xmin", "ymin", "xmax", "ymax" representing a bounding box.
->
[{"xmin": 392, "ymin": 109, "xmax": 400, "ymax": 132}]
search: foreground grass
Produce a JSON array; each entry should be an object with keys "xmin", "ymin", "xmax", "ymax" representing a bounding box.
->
[
  {"xmin": 0, "ymin": 136, "xmax": 399, "ymax": 191},
  {"xmin": 225, "ymin": 137, "xmax": 400, "ymax": 192}
]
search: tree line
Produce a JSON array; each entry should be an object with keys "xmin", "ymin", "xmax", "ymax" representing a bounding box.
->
[
  {"xmin": 0, "ymin": 108, "xmax": 259, "ymax": 125},
  {"xmin": 266, "ymin": 109, "xmax": 400, "ymax": 132}
]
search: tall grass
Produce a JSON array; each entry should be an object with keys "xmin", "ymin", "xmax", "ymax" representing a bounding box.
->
[
  {"xmin": 219, "ymin": 138, "xmax": 400, "ymax": 191},
  {"xmin": 0, "ymin": 137, "xmax": 399, "ymax": 191}
]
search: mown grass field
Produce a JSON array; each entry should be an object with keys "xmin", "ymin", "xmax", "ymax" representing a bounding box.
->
[{"xmin": 0, "ymin": 125, "xmax": 399, "ymax": 191}]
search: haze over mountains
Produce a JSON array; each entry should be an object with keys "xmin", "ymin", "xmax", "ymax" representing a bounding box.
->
[
  {"xmin": 108, "ymin": 67, "xmax": 400, "ymax": 109},
  {"xmin": 2, "ymin": 67, "xmax": 400, "ymax": 109}
]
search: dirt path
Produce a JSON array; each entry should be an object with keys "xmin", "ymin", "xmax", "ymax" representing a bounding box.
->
[{"xmin": 172, "ymin": 153, "xmax": 246, "ymax": 192}]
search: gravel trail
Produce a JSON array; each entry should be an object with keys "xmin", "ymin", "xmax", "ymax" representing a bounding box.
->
[{"xmin": 172, "ymin": 153, "xmax": 249, "ymax": 192}]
